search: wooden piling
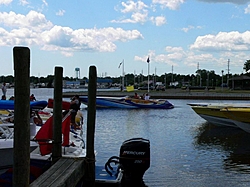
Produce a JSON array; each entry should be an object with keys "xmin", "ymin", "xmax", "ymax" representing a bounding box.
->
[
  {"xmin": 13, "ymin": 46, "xmax": 30, "ymax": 186},
  {"xmin": 83, "ymin": 66, "xmax": 97, "ymax": 186},
  {"xmin": 52, "ymin": 67, "xmax": 63, "ymax": 163}
]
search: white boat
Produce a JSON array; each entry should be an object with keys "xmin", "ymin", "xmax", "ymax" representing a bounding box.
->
[
  {"xmin": 0, "ymin": 123, "xmax": 39, "ymax": 170},
  {"xmin": 0, "ymin": 101, "xmax": 48, "ymax": 171},
  {"xmin": 0, "ymin": 139, "xmax": 38, "ymax": 171}
]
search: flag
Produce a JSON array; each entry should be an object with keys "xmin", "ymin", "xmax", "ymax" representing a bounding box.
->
[
  {"xmin": 61, "ymin": 113, "xmax": 71, "ymax": 146},
  {"xmin": 126, "ymin": 85, "xmax": 134, "ymax": 92},
  {"xmin": 118, "ymin": 60, "xmax": 123, "ymax": 68},
  {"xmin": 147, "ymin": 57, "xmax": 150, "ymax": 63},
  {"xmin": 34, "ymin": 116, "xmax": 53, "ymax": 156}
]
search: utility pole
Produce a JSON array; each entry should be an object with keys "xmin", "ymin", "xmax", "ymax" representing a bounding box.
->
[
  {"xmin": 165, "ymin": 73, "xmax": 166, "ymax": 88},
  {"xmin": 134, "ymin": 70, "xmax": 136, "ymax": 86},
  {"xmin": 197, "ymin": 63, "xmax": 199, "ymax": 86},
  {"xmin": 221, "ymin": 70, "xmax": 224, "ymax": 91},
  {"xmin": 141, "ymin": 69, "xmax": 143, "ymax": 83},
  {"xmin": 171, "ymin": 65, "xmax": 173, "ymax": 87},
  {"xmin": 155, "ymin": 67, "xmax": 156, "ymax": 86},
  {"xmin": 122, "ymin": 60, "xmax": 125, "ymax": 90},
  {"xmin": 226, "ymin": 59, "xmax": 230, "ymax": 87},
  {"xmin": 147, "ymin": 57, "xmax": 150, "ymax": 93},
  {"xmin": 198, "ymin": 62, "xmax": 202, "ymax": 87}
]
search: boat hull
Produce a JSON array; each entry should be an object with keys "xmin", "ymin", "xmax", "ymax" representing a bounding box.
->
[
  {"xmin": 79, "ymin": 96, "xmax": 174, "ymax": 109},
  {"xmin": 190, "ymin": 105, "xmax": 237, "ymax": 127},
  {"xmin": 199, "ymin": 114, "xmax": 236, "ymax": 127},
  {"xmin": 0, "ymin": 139, "xmax": 38, "ymax": 170},
  {"xmin": 230, "ymin": 120, "xmax": 250, "ymax": 133},
  {"xmin": 221, "ymin": 108, "xmax": 250, "ymax": 133}
]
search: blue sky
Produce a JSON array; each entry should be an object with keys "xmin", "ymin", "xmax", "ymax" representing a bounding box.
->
[{"xmin": 1, "ymin": 0, "xmax": 250, "ymax": 78}]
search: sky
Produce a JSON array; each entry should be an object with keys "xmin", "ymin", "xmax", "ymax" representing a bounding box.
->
[{"xmin": 1, "ymin": 0, "xmax": 250, "ymax": 78}]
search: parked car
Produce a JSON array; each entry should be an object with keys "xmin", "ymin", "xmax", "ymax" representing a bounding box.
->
[
  {"xmin": 138, "ymin": 86, "xmax": 154, "ymax": 90},
  {"xmin": 221, "ymin": 83, "xmax": 228, "ymax": 87},
  {"xmin": 155, "ymin": 85, "xmax": 165, "ymax": 91}
]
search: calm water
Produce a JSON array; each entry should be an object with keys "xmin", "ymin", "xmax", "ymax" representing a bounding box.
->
[{"xmin": 6, "ymin": 88, "xmax": 250, "ymax": 186}]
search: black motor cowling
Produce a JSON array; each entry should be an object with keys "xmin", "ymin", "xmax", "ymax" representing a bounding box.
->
[{"xmin": 119, "ymin": 138, "xmax": 150, "ymax": 185}]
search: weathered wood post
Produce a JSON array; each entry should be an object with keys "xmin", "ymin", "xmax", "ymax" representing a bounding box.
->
[
  {"xmin": 52, "ymin": 66, "xmax": 63, "ymax": 163},
  {"xmin": 13, "ymin": 46, "xmax": 30, "ymax": 186},
  {"xmin": 84, "ymin": 66, "xmax": 97, "ymax": 186}
]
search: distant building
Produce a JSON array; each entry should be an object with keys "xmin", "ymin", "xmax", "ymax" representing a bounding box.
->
[
  {"xmin": 63, "ymin": 80, "xmax": 81, "ymax": 88},
  {"xmin": 63, "ymin": 78, "xmax": 112, "ymax": 89},
  {"xmin": 229, "ymin": 75, "xmax": 250, "ymax": 90}
]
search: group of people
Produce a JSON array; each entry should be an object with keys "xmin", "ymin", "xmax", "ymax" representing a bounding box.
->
[
  {"xmin": 1, "ymin": 82, "xmax": 36, "ymax": 101},
  {"xmin": 1, "ymin": 95, "xmax": 14, "ymax": 100},
  {"xmin": 133, "ymin": 92, "xmax": 150, "ymax": 100},
  {"xmin": 1, "ymin": 94, "xmax": 34, "ymax": 101}
]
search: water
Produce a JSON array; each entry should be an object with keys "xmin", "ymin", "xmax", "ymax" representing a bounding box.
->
[{"xmin": 6, "ymin": 88, "xmax": 250, "ymax": 186}]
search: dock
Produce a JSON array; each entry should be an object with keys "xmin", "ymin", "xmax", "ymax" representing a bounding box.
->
[
  {"xmin": 30, "ymin": 158, "xmax": 85, "ymax": 187},
  {"xmin": 62, "ymin": 89, "xmax": 250, "ymax": 100}
]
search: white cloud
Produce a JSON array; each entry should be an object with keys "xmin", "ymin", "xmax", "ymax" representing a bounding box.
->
[
  {"xmin": 165, "ymin": 46, "xmax": 183, "ymax": 53},
  {"xmin": 135, "ymin": 47, "xmax": 185, "ymax": 67},
  {"xmin": 56, "ymin": 10, "xmax": 65, "ymax": 16},
  {"xmin": 181, "ymin": 25, "xmax": 202, "ymax": 32},
  {"xmin": 19, "ymin": 0, "xmax": 28, "ymax": 6},
  {"xmin": 150, "ymin": 16, "xmax": 166, "ymax": 26},
  {"xmin": 112, "ymin": 0, "xmax": 149, "ymax": 24},
  {"xmin": 131, "ymin": 11, "xmax": 148, "ymax": 23},
  {"xmin": 121, "ymin": 0, "xmax": 148, "ymax": 13},
  {"xmin": 0, "ymin": 0, "xmax": 12, "ymax": 5},
  {"xmin": 42, "ymin": 0, "xmax": 48, "ymax": 6},
  {"xmin": 244, "ymin": 4, "xmax": 250, "ymax": 13},
  {"xmin": 0, "ymin": 11, "xmax": 53, "ymax": 32},
  {"xmin": 135, "ymin": 42, "xmax": 247, "ymax": 73},
  {"xmin": 111, "ymin": 12, "xmax": 148, "ymax": 24},
  {"xmin": 0, "ymin": 11, "xmax": 144, "ymax": 55},
  {"xmin": 182, "ymin": 25, "xmax": 195, "ymax": 33},
  {"xmin": 152, "ymin": 0, "xmax": 185, "ymax": 10},
  {"xmin": 190, "ymin": 31, "xmax": 250, "ymax": 52},
  {"xmin": 112, "ymin": 1, "xmax": 168, "ymax": 26}
]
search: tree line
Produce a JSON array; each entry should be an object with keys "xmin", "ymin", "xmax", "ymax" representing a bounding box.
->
[{"xmin": 1, "ymin": 60, "xmax": 250, "ymax": 88}]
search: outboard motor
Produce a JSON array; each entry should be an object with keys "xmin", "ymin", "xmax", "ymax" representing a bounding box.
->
[{"xmin": 119, "ymin": 138, "xmax": 150, "ymax": 186}]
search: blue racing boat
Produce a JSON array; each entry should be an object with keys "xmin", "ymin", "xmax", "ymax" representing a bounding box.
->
[
  {"xmin": 79, "ymin": 96, "xmax": 174, "ymax": 109},
  {"xmin": 0, "ymin": 100, "xmax": 48, "ymax": 110}
]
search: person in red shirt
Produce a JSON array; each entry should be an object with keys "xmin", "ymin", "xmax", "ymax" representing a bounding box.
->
[{"xmin": 30, "ymin": 94, "xmax": 36, "ymax": 101}]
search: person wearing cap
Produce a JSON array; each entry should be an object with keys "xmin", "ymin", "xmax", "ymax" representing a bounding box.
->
[{"xmin": 70, "ymin": 95, "xmax": 81, "ymax": 130}]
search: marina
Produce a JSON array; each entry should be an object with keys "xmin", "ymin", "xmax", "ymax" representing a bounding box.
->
[
  {"xmin": 62, "ymin": 88, "xmax": 250, "ymax": 100},
  {"xmin": 2, "ymin": 88, "xmax": 250, "ymax": 186},
  {"xmin": 2, "ymin": 0, "xmax": 250, "ymax": 185}
]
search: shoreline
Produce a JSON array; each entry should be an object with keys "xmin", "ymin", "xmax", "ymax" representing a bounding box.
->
[{"xmin": 62, "ymin": 88, "xmax": 250, "ymax": 100}]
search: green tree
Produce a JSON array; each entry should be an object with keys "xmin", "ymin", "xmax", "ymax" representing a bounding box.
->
[{"xmin": 243, "ymin": 60, "xmax": 250, "ymax": 73}]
